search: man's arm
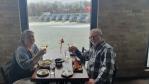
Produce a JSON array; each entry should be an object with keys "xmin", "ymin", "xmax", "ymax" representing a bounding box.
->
[
  {"xmin": 69, "ymin": 46, "xmax": 91, "ymax": 63},
  {"xmin": 75, "ymin": 49, "xmax": 90, "ymax": 64}
]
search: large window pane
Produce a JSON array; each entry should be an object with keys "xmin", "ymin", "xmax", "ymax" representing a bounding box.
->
[{"xmin": 27, "ymin": 0, "xmax": 91, "ymax": 57}]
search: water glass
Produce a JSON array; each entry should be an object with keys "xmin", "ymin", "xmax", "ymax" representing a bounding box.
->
[{"xmin": 50, "ymin": 63, "xmax": 55, "ymax": 75}]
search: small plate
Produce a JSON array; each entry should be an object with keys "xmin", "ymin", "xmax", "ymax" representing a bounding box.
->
[
  {"xmin": 61, "ymin": 69, "xmax": 73, "ymax": 78},
  {"xmin": 37, "ymin": 69, "xmax": 49, "ymax": 77},
  {"xmin": 38, "ymin": 59, "xmax": 52, "ymax": 68}
]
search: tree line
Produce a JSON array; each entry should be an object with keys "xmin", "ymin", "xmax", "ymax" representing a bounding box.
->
[{"xmin": 28, "ymin": 1, "xmax": 90, "ymax": 17}]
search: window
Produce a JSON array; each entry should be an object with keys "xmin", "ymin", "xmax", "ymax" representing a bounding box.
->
[{"xmin": 19, "ymin": 0, "xmax": 98, "ymax": 58}]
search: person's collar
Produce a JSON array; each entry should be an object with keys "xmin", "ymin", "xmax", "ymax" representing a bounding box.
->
[{"xmin": 93, "ymin": 41, "xmax": 105, "ymax": 49}]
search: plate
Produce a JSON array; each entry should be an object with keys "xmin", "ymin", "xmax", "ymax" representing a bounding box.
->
[
  {"xmin": 38, "ymin": 59, "xmax": 52, "ymax": 68},
  {"xmin": 61, "ymin": 69, "xmax": 73, "ymax": 78},
  {"xmin": 37, "ymin": 69, "xmax": 49, "ymax": 77},
  {"xmin": 72, "ymin": 60, "xmax": 83, "ymax": 73}
]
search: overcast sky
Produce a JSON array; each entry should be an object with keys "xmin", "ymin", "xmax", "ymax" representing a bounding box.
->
[{"xmin": 27, "ymin": 0, "xmax": 90, "ymax": 3}]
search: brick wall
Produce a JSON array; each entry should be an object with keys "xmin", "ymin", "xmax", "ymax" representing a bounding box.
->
[
  {"xmin": 98, "ymin": 0, "xmax": 149, "ymax": 77},
  {"xmin": 0, "ymin": 0, "xmax": 20, "ymax": 63},
  {"xmin": 0, "ymin": 0, "xmax": 21, "ymax": 82}
]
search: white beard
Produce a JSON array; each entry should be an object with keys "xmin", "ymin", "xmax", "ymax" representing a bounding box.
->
[{"xmin": 90, "ymin": 41, "xmax": 96, "ymax": 46}]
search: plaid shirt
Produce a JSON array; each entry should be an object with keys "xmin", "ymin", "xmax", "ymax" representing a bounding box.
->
[{"xmin": 76, "ymin": 41, "xmax": 116, "ymax": 84}]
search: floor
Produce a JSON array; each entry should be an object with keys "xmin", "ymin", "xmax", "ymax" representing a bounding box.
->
[{"xmin": 114, "ymin": 78, "xmax": 149, "ymax": 84}]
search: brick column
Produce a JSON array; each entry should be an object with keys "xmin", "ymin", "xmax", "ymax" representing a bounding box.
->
[{"xmin": 98, "ymin": 0, "xmax": 149, "ymax": 77}]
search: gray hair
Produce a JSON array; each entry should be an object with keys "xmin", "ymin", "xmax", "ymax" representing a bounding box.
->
[
  {"xmin": 91, "ymin": 28, "xmax": 103, "ymax": 36},
  {"xmin": 20, "ymin": 30, "xmax": 34, "ymax": 45}
]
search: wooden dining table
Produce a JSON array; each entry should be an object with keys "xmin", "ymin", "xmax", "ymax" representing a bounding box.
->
[{"xmin": 31, "ymin": 52, "xmax": 89, "ymax": 84}]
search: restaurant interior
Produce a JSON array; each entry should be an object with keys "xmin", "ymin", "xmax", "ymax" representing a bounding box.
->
[{"xmin": 0, "ymin": 0, "xmax": 149, "ymax": 84}]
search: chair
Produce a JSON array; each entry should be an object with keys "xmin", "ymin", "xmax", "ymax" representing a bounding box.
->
[
  {"xmin": 112, "ymin": 65, "xmax": 118, "ymax": 84},
  {"xmin": 0, "ymin": 65, "xmax": 9, "ymax": 84},
  {"xmin": 13, "ymin": 78, "xmax": 35, "ymax": 84},
  {"xmin": 82, "ymin": 47, "xmax": 87, "ymax": 53}
]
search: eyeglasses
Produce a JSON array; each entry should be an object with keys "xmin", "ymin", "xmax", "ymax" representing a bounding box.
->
[{"xmin": 89, "ymin": 35, "xmax": 98, "ymax": 39}]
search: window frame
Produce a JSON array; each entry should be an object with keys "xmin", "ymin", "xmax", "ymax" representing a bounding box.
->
[{"xmin": 18, "ymin": 0, "xmax": 29, "ymax": 31}]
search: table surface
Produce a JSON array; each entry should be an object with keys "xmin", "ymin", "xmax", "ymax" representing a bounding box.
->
[{"xmin": 31, "ymin": 56, "xmax": 89, "ymax": 82}]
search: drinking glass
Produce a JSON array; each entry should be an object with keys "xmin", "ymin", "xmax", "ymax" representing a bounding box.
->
[
  {"xmin": 40, "ymin": 44, "xmax": 48, "ymax": 49},
  {"xmin": 50, "ymin": 62, "xmax": 55, "ymax": 75}
]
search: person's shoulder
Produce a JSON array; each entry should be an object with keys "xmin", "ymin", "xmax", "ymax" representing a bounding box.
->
[
  {"xmin": 16, "ymin": 46, "xmax": 27, "ymax": 53},
  {"xmin": 32, "ymin": 44, "xmax": 39, "ymax": 51},
  {"xmin": 104, "ymin": 42, "xmax": 113, "ymax": 49},
  {"xmin": 32, "ymin": 44, "xmax": 38, "ymax": 49}
]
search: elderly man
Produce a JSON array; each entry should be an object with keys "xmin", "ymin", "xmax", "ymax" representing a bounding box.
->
[{"xmin": 69, "ymin": 28, "xmax": 116, "ymax": 84}]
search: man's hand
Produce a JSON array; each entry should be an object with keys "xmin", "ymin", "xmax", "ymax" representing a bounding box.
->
[
  {"xmin": 87, "ymin": 79, "xmax": 95, "ymax": 84},
  {"xmin": 68, "ymin": 46, "xmax": 78, "ymax": 53}
]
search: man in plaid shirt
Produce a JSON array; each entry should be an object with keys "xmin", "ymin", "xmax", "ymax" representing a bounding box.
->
[{"xmin": 69, "ymin": 28, "xmax": 116, "ymax": 84}]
